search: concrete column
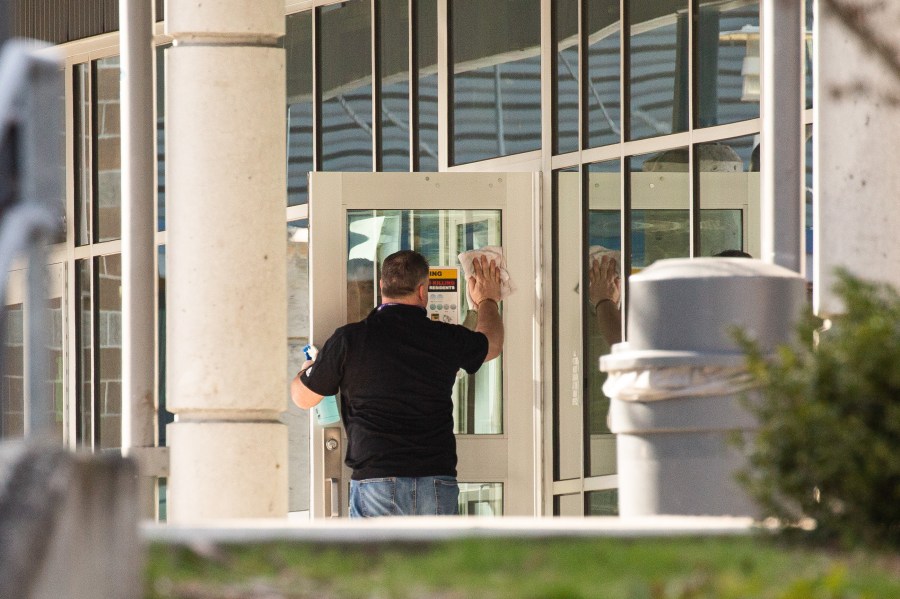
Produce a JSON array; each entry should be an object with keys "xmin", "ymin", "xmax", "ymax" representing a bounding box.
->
[
  {"xmin": 760, "ymin": 0, "xmax": 804, "ymax": 271},
  {"xmin": 165, "ymin": 0, "xmax": 287, "ymax": 521},
  {"xmin": 816, "ymin": 0, "xmax": 900, "ymax": 314}
]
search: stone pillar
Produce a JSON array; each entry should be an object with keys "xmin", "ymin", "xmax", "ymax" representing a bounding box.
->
[
  {"xmin": 164, "ymin": 0, "xmax": 287, "ymax": 521},
  {"xmin": 817, "ymin": 0, "xmax": 900, "ymax": 314}
]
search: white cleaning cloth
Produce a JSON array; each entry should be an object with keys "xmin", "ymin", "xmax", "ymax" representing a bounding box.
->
[
  {"xmin": 589, "ymin": 245, "xmax": 621, "ymax": 275},
  {"xmin": 458, "ymin": 246, "xmax": 515, "ymax": 310}
]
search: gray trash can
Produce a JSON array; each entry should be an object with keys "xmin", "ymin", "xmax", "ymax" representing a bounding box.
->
[{"xmin": 600, "ymin": 258, "xmax": 805, "ymax": 517}]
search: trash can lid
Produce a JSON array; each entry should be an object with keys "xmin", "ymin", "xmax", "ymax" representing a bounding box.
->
[{"xmin": 631, "ymin": 257, "xmax": 802, "ymax": 283}]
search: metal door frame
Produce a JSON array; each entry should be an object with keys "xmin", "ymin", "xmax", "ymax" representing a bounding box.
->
[{"xmin": 307, "ymin": 171, "xmax": 542, "ymax": 517}]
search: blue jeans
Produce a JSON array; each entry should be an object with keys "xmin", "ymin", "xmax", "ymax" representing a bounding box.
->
[{"xmin": 349, "ymin": 476, "xmax": 460, "ymax": 517}]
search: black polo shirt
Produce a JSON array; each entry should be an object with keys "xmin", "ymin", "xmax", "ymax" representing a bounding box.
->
[{"xmin": 301, "ymin": 303, "xmax": 489, "ymax": 480}]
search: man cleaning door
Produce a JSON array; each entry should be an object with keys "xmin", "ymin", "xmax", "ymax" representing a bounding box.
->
[{"xmin": 290, "ymin": 250, "xmax": 504, "ymax": 517}]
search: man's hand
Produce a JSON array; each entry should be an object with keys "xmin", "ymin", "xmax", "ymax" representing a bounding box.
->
[
  {"xmin": 467, "ymin": 255, "xmax": 504, "ymax": 361},
  {"xmin": 467, "ymin": 255, "xmax": 502, "ymax": 308},
  {"xmin": 588, "ymin": 255, "xmax": 622, "ymax": 345},
  {"xmin": 589, "ymin": 255, "xmax": 620, "ymax": 308},
  {"xmin": 298, "ymin": 359, "xmax": 314, "ymax": 376}
]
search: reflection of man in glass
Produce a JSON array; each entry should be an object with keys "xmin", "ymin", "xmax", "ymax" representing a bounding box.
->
[
  {"xmin": 346, "ymin": 258, "xmax": 376, "ymax": 323},
  {"xmin": 587, "ymin": 254, "xmax": 621, "ymax": 441},
  {"xmin": 589, "ymin": 254, "xmax": 621, "ymax": 346},
  {"xmin": 290, "ymin": 250, "xmax": 504, "ymax": 517}
]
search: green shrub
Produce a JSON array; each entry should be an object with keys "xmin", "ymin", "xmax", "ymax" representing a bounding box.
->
[{"xmin": 737, "ymin": 269, "xmax": 900, "ymax": 548}]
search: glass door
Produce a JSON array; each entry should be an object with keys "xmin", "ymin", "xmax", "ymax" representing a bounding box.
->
[{"xmin": 308, "ymin": 172, "xmax": 541, "ymax": 517}]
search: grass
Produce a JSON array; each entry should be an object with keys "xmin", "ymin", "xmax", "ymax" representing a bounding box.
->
[{"xmin": 145, "ymin": 535, "xmax": 900, "ymax": 598}]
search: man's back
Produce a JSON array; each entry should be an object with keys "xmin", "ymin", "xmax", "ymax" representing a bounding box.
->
[
  {"xmin": 290, "ymin": 249, "xmax": 504, "ymax": 516},
  {"xmin": 305, "ymin": 303, "xmax": 487, "ymax": 479}
]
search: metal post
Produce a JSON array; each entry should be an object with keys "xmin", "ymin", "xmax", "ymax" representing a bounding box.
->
[
  {"xmin": 760, "ymin": 0, "xmax": 804, "ymax": 271},
  {"xmin": 21, "ymin": 40, "xmax": 62, "ymax": 439},
  {"xmin": 119, "ymin": 0, "xmax": 158, "ymax": 518}
]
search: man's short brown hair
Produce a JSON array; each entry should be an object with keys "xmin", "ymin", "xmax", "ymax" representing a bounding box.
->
[{"xmin": 380, "ymin": 250, "xmax": 429, "ymax": 297}]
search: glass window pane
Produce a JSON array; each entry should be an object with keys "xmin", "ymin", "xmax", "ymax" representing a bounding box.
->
[
  {"xmin": 74, "ymin": 63, "xmax": 91, "ymax": 246},
  {"xmin": 697, "ymin": 135, "xmax": 759, "ymax": 257},
  {"xmin": 553, "ymin": 167, "xmax": 582, "ymax": 481},
  {"xmin": 319, "ymin": 1, "xmax": 373, "ymax": 172},
  {"xmin": 629, "ymin": 149, "xmax": 691, "ymax": 268},
  {"xmin": 2, "ymin": 301, "xmax": 24, "ymax": 438},
  {"xmin": 95, "ymin": 56, "xmax": 122, "ymax": 242},
  {"xmin": 554, "ymin": 0, "xmax": 579, "ymax": 154},
  {"xmin": 586, "ymin": 159, "xmax": 620, "ymax": 477},
  {"xmin": 46, "ymin": 264, "xmax": 65, "ymax": 441},
  {"xmin": 346, "ymin": 213, "xmax": 379, "ymax": 324},
  {"xmin": 697, "ymin": 1, "xmax": 760, "ymax": 127},
  {"xmin": 157, "ymin": 246, "xmax": 173, "ymax": 446},
  {"xmin": 458, "ymin": 482, "xmax": 502, "ymax": 516},
  {"xmin": 379, "ymin": 0, "xmax": 410, "ymax": 172},
  {"xmin": 586, "ymin": 488, "xmax": 618, "ymax": 515},
  {"xmin": 346, "ymin": 209, "xmax": 502, "ymax": 435},
  {"xmin": 451, "ymin": 0, "xmax": 541, "ymax": 165},
  {"xmin": 158, "ymin": 478, "xmax": 168, "ymax": 522},
  {"xmin": 627, "ymin": 0, "xmax": 689, "ymax": 140},
  {"xmin": 286, "ymin": 12, "xmax": 314, "ymax": 205},
  {"xmin": 585, "ymin": 0, "xmax": 622, "ymax": 148},
  {"xmin": 1, "ymin": 267, "xmax": 66, "ymax": 441},
  {"xmin": 156, "ymin": 45, "xmax": 168, "ymax": 230},
  {"xmin": 286, "ymin": 220, "xmax": 311, "ymax": 513},
  {"xmin": 415, "ymin": 0, "xmax": 439, "ymax": 171},
  {"xmin": 96, "ymin": 254, "xmax": 122, "ymax": 449},
  {"xmin": 75, "ymin": 258, "xmax": 93, "ymax": 447}
]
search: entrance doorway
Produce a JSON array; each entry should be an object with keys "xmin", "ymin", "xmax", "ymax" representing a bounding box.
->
[{"xmin": 307, "ymin": 172, "xmax": 541, "ymax": 517}]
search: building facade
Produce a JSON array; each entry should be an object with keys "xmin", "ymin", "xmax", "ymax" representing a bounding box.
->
[{"xmin": 2, "ymin": 0, "xmax": 819, "ymax": 519}]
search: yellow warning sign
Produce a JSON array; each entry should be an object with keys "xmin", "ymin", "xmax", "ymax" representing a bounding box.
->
[
  {"xmin": 428, "ymin": 268, "xmax": 459, "ymax": 292},
  {"xmin": 427, "ymin": 266, "xmax": 460, "ymax": 324},
  {"xmin": 429, "ymin": 268, "xmax": 457, "ymax": 280}
]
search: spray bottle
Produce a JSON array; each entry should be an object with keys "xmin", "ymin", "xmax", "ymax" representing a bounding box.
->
[{"xmin": 303, "ymin": 344, "xmax": 341, "ymax": 426}]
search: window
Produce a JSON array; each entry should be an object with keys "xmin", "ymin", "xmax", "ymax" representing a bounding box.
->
[
  {"xmin": 553, "ymin": 0, "xmax": 579, "ymax": 154},
  {"xmin": 696, "ymin": 0, "xmax": 761, "ymax": 127},
  {"xmin": 378, "ymin": 0, "xmax": 411, "ymax": 171},
  {"xmin": 585, "ymin": 159, "xmax": 620, "ymax": 477},
  {"xmin": 156, "ymin": 45, "xmax": 169, "ymax": 229},
  {"xmin": 451, "ymin": 0, "xmax": 542, "ymax": 164},
  {"xmin": 697, "ymin": 135, "xmax": 759, "ymax": 257},
  {"xmin": 627, "ymin": 0, "xmax": 689, "ymax": 140},
  {"xmin": 286, "ymin": 12, "xmax": 314, "ymax": 205},
  {"xmin": 585, "ymin": 0, "xmax": 621, "ymax": 148},
  {"xmin": 94, "ymin": 56, "xmax": 122, "ymax": 242},
  {"xmin": 318, "ymin": 0, "xmax": 373, "ymax": 172},
  {"xmin": 414, "ymin": 0, "xmax": 439, "ymax": 171},
  {"xmin": 1, "ymin": 301, "xmax": 24, "ymax": 438}
]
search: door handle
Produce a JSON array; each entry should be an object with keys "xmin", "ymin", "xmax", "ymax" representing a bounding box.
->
[
  {"xmin": 323, "ymin": 428, "xmax": 342, "ymax": 517},
  {"xmin": 325, "ymin": 477, "xmax": 340, "ymax": 518}
]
